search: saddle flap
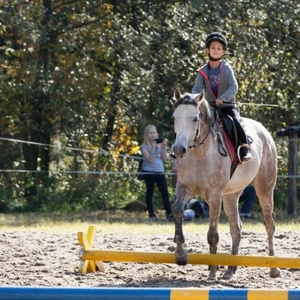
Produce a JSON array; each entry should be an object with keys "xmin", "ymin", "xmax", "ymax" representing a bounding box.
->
[{"xmin": 221, "ymin": 115, "xmax": 238, "ymax": 150}]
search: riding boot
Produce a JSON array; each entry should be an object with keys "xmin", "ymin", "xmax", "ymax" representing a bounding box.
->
[
  {"xmin": 239, "ymin": 144, "xmax": 253, "ymax": 163},
  {"xmin": 233, "ymin": 118, "xmax": 253, "ymax": 163}
]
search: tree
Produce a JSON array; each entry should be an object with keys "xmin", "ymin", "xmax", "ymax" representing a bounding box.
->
[{"xmin": 0, "ymin": 0, "xmax": 298, "ymax": 212}]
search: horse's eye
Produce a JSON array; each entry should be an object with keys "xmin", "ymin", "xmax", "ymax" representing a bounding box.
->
[{"xmin": 193, "ymin": 116, "xmax": 199, "ymax": 122}]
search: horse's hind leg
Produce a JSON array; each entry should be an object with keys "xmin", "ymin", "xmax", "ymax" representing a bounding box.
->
[
  {"xmin": 222, "ymin": 194, "xmax": 242, "ymax": 279},
  {"xmin": 253, "ymin": 179, "xmax": 281, "ymax": 278}
]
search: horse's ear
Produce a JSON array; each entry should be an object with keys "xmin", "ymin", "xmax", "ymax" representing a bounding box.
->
[
  {"xmin": 173, "ymin": 88, "xmax": 182, "ymax": 102},
  {"xmin": 194, "ymin": 91, "xmax": 204, "ymax": 104}
]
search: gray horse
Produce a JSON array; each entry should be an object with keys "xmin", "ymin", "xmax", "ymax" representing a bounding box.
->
[{"xmin": 171, "ymin": 89, "xmax": 280, "ymax": 280}]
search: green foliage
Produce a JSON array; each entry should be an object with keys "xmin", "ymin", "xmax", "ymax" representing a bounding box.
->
[{"xmin": 0, "ymin": 0, "xmax": 299, "ymax": 213}]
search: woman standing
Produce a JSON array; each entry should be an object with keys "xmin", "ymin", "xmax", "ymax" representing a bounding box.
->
[{"xmin": 140, "ymin": 124, "xmax": 173, "ymax": 221}]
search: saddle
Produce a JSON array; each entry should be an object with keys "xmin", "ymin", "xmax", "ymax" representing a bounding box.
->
[{"xmin": 215, "ymin": 110, "xmax": 251, "ymax": 178}]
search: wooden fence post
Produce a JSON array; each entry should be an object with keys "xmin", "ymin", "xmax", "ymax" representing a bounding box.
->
[{"xmin": 277, "ymin": 126, "xmax": 300, "ymax": 217}]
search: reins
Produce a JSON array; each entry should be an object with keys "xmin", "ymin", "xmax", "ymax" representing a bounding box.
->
[
  {"xmin": 190, "ymin": 118, "xmax": 212, "ymax": 148},
  {"xmin": 190, "ymin": 103, "xmax": 236, "ymax": 154}
]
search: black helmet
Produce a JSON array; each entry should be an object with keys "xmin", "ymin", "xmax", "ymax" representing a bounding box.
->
[{"xmin": 205, "ymin": 32, "xmax": 228, "ymax": 49}]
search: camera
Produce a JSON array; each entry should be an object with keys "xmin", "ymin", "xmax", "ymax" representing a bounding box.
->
[{"xmin": 154, "ymin": 138, "xmax": 164, "ymax": 144}]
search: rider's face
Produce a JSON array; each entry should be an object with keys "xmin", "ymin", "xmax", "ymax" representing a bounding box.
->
[{"xmin": 206, "ymin": 41, "xmax": 225, "ymax": 60}]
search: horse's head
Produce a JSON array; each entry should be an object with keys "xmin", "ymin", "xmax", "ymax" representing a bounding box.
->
[{"xmin": 172, "ymin": 89, "xmax": 210, "ymax": 158}]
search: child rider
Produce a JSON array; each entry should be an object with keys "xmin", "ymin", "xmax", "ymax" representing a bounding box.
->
[{"xmin": 192, "ymin": 32, "xmax": 253, "ymax": 163}]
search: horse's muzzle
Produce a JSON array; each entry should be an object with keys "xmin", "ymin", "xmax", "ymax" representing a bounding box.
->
[{"xmin": 173, "ymin": 144, "xmax": 187, "ymax": 158}]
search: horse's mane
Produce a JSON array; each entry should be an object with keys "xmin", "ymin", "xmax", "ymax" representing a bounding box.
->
[
  {"xmin": 199, "ymin": 97, "xmax": 213, "ymax": 126},
  {"xmin": 173, "ymin": 94, "xmax": 197, "ymax": 110}
]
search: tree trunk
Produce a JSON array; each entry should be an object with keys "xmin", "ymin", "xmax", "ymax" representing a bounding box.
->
[{"xmin": 23, "ymin": 0, "xmax": 54, "ymax": 199}]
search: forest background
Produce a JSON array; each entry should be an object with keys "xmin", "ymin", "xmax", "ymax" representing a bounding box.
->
[{"xmin": 0, "ymin": 0, "xmax": 299, "ymax": 215}]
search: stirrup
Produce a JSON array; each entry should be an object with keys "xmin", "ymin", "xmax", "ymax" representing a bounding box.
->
[{"xmin": 237, "ymin": 144, "xmax": 252, "ymax": 164}]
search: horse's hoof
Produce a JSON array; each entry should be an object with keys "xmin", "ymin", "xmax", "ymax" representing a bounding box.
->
[
  {"xmin": 207, "ymin": 274, "xmax": 217, "ymax": 281},
  {"xmin": 176, "ymin": 259, "xmax": 188, "ymax": 266},
  {"xmin": 175, "ymin": 255, "xmax": 188, "ymax": 265},
  {"xmin": 222, "ymin": 266, "xmax": 236, "ymax": 279},
  {"xmin": 222, "ymin": 271, "xmax": 234, "ymax": 280},
  {"xmin": 270, "ymin": 268, "xmax": 281, "ymax": 278},
  {"xmin": 175, "ymin": 250, "xmax": 188, "ymax": 265},
  {"xmin": 207, "ymin": 267, "xmax": 218, "ymax": 281}
]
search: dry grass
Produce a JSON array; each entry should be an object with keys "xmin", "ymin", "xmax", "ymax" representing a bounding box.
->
[{"xmin": 1, "ymin": 210, "xmax": 300, "ymax": 234}]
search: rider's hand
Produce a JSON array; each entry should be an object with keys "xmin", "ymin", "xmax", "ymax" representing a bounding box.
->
[{"xmin": 216, "ymin": 99, "xmax": 223, "ymax": 106}]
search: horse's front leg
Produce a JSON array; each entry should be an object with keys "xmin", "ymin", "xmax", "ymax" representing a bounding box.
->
[
  {"xmin": 207, "ymin": 196, "xmax": 222, "ymax": 280},
  {"xmin": 172, "ymin": 182, "xmax": 189, "ymax": 265}
]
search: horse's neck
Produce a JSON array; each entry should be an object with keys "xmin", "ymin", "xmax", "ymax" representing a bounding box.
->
[
  {"xmin": 202, "ymin": 107, "xmax": 216, "ymax": 137},
  {"xmin": 193, "ymin": 120, "xmax": 216, "ymax": 151}
]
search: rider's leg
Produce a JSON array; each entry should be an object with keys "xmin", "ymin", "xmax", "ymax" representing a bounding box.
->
[
  {"xmin": 233, "ymin": 118, "xmax": 253, "ymax": 162},
  {"xmin": 220, "ymin": 106, "xmax": 253, "ymax": 163}
]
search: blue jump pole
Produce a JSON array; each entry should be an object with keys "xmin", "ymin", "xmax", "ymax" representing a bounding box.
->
[{"xmin": 0, "ymin": 287, "xmax": 300, "ymax": 300}]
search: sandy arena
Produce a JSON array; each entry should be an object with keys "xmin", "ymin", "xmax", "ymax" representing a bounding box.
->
[{"xmin": 1, "ymin": 224, "xmax": 300, "ymax": 289}]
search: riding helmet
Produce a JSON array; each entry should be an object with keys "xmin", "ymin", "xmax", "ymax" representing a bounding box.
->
[{"xmin": 205, "ymin": 32, "xmax": 228, "ymax": 49}]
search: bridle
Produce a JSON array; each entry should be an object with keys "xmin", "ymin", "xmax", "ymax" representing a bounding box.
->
[
  {"xmin": 189, "ymin": 106, "xmax": 216, "ymax": 149},
  {"xmin": 189, "ymin": 115, "xmax": 208, "ymax": 148},
  {"xmin": 173, "ymin": 95, "xmax": 215, "ymax": 149}
]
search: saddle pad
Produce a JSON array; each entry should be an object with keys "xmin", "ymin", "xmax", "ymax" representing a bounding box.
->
[{"xmin": 222, "ymin": 127, "xmax": 237, "ymax": 162}]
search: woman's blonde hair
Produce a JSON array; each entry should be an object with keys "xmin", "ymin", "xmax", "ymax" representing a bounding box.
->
[{"xmin": 143, "ymin": 124, "xmax": 157, "ymax": 146}]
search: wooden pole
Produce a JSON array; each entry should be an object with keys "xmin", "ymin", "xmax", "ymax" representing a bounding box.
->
[
  {"xmin": 277, "ymin": 126, "xmax": 299, "ymax": 217},
  {"xmin": 287, "ymin": 131, "xmax": 298, "ymax": 216}
]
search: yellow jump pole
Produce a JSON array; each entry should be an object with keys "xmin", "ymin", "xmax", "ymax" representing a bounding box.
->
[
  {"xmin": 78, "ymin": 226, "xmax": 300, "ymax": 274},
  {"xmin": 78, "ymin": 225, "xmax": 104, "ymax": 274},
  {"xmin": 81, "ymin": 249, "xmax": 300, "ymax": 269}
]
